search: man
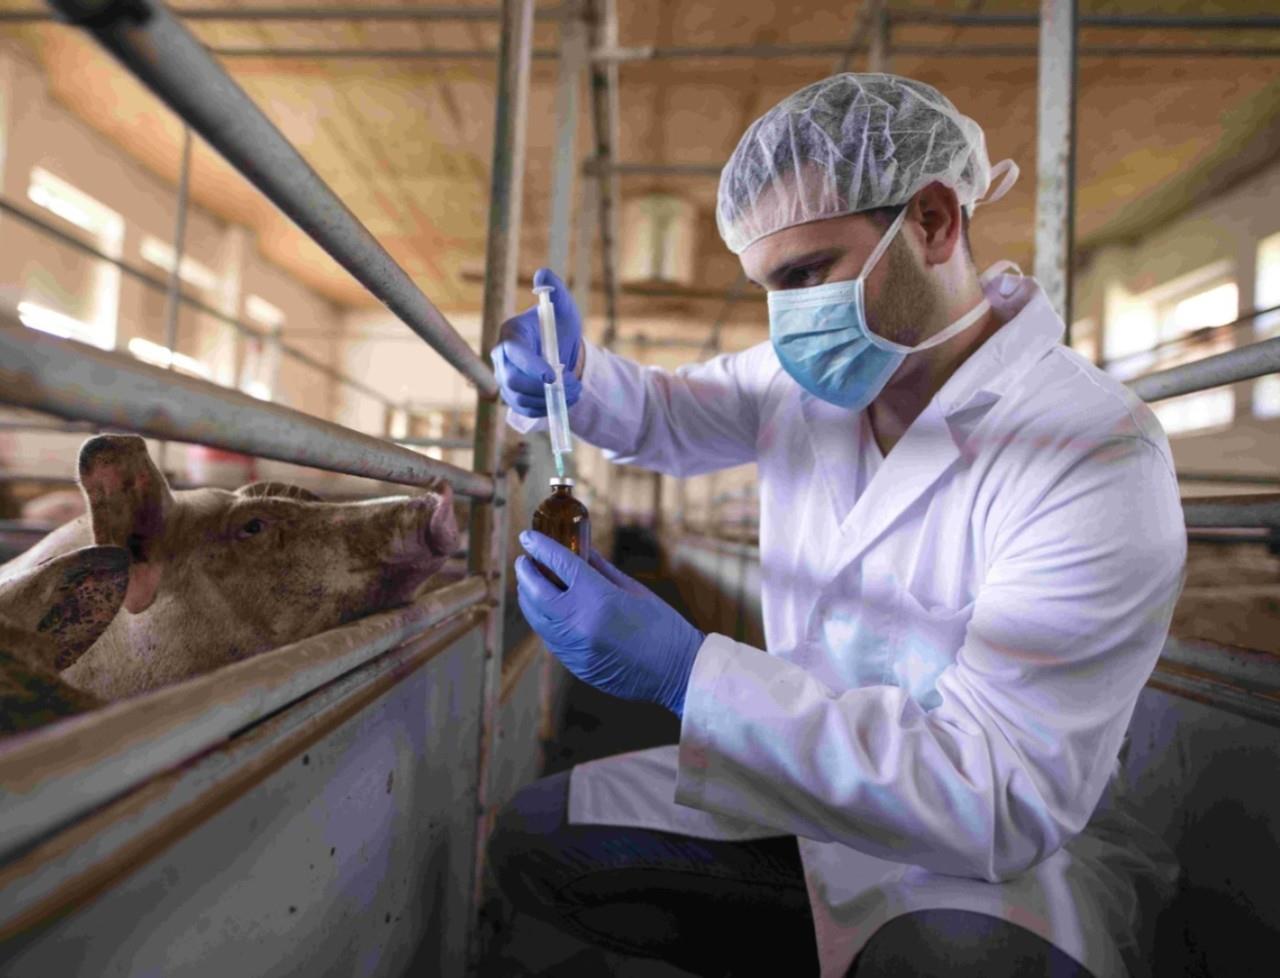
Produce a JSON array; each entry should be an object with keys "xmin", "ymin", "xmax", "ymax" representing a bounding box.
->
[{"xmin": 488, "ymin": 74, "xmax": 1185, "ymax": 978}]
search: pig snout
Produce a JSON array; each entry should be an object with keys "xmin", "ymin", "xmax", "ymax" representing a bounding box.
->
[{"xmin": 390, "ymin": 490, "xmax": 458, "ymax": 562}]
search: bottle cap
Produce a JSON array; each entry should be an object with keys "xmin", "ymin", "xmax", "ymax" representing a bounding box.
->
[{"xmin": 549, "ymin": 476, "xmax": 575, "ymax": 487}]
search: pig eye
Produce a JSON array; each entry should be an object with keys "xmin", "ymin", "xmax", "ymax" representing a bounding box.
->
[{"xmin": 237, "ymin": 517, "xmax": 267, "ymax": 540}]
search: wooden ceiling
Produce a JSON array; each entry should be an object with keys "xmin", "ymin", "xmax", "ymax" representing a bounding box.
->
[{"xmin": 1, "ymin": 0, "xmax": 1278, "ymax": 325}]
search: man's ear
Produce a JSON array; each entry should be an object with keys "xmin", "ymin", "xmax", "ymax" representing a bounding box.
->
[
  {"xmin": 77, "ymin": 435, "xmax": 173, "ymax": 614},
  {"xmin": 911, "ymin": 182, "xmax": 965, "ymax": 267},
  {"xmin": 0, "ymin": 546, "xmax": 129, "ymax": 670}
]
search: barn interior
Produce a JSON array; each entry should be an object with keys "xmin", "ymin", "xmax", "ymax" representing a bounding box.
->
[{"xmin": 0, "ymin": 1, "xmax": 1277, "ymax": 976}]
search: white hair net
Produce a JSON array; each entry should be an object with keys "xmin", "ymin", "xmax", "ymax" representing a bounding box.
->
[{"xmin": 717, "ymin": 73, "xmax": 1018, "ymax": 255}]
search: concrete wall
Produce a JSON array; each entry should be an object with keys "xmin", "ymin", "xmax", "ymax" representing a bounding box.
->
[{"xmin": 1075, "ymin": 158, "xmax": 1280, "ymax": 484}]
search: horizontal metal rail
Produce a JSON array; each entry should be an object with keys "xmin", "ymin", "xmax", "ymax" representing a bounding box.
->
[
  {"xmin": 1182, "ymin": 494, "xmax": 1280, "ymax": 529},
  {"xmin": 0, "ymin": 313, "xmax": 494, "ymax": 498},
  {"xmin": 1103, "ymin": 302, "xmax": 1280, "ymax": 371},
  {"xmin": 0, "ymin": 575, "xmax": 487, "ymax": 861},
  {"xmin": 0, "ymin": 612, "xmax": 482, "ymax": 941},
  {"xmin": 1178, "ymin": 470, "xmax": 1280, "ymax": 486},
  {"xmin": 208, "ymin": 42, "xmax": 1280, "ymax": 61},
  {"xmin": 395, "ymin": 436, "xmax": 475, "ymax": 450},
  {"xmin": 2, "ymin": 4, "xmax": 564, "ymax": 22},
  {"xmin": 1150, "ymin": 639, "xmax": 1280, "ymax": 730},
  {"xmin": 1127, "ymin": 336, "xmax": 1280, "ymax": 402},
  {"xmin": 889, "ymin": 9, "xmax": 1280, "ymax": 30},
  {"xmin": 44, "ymin": 0, "xmax": 496, "ymax": 397},
  {"xmin": 0, "ymin": 197, "xmax": 403, "ymax": 412}
]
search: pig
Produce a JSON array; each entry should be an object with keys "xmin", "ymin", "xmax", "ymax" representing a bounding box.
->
[
  {"xmin": 1, "ymin": 434, "xmax": 460, "ymax": 701},
  {"xmin": 0, "ymin": 546, "xmax": 128, "ymax": 734}
]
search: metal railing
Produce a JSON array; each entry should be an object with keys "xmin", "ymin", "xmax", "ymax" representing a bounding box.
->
[{"xmin": 0, "ymin": 0, "xmax": 541, "ymax": 957}]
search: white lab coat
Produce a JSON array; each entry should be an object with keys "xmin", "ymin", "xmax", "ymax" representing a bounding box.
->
[{"xmin": 508, "ymin": 272, "xmax": 1186, "ymax": 978}]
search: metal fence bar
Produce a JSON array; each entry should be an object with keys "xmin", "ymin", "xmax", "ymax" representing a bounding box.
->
[
  {"xmin": 45, "ymin": 0, "xmax": 496, "ymax": 397},
  {"xmin": 1127, "ymin": 337, "xmax": 1280, "ymax": 402},
  {"xmin": 587, "ymin": 0, "xmax": 622, "ymax": 348},
  {"xmin": 0, "ymin": 576, "xmax": 486, "ymax": 862},
  {"xmin": 0, "ymin": 197, "xmax": 405, "ymax": 412},
  {"xmin": 467, "ymin": 0, "xmax": 533, "ymax": 960},
  {"xmin": 0, "ymin": 313, "xmax": 494, "ymax": 498},
  {"xmin": 1182, "ymin": 494, "xmax": 1280, "ymax": 529},
  {"xmin": 1035, "ymin": 0, "xmax": 1077, "ymax": 326},
  {"xmin": 889, "ymin": 8, "xmax": 1280, "ymax": 30},
  {"xmin": 547, "ymin": 0, "xmax": 586, "ymax": 277}
]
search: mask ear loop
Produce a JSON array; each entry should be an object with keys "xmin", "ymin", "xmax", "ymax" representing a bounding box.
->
[
  {"xmin": 857, "ymin": 205, "xmax": 910, "ymax": 281},
  {"xmin": 976, "ymin": 159, "xmax": 1019, "ymax": 209}
]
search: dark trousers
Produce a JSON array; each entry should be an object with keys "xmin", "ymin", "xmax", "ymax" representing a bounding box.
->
[{"xmin": 489, "ymin": 770, "xmax": 1094, "ymax": 978}]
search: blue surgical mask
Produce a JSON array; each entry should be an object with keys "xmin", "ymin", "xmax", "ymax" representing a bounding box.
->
[{"xmin": 767, "ymin": 207, "xmax": 994, "ymax": 411}]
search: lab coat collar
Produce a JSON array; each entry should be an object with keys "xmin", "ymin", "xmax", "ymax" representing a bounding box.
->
[{"xmin": 801, "ymin": 273, "xmax": 1064, "ymax": 574}]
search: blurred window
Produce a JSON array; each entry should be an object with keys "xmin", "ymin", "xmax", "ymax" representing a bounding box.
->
[
  {"xmin": 139, "ymin": 235, "xmax": 220, "ymax": 294},
  {"xmin": 1253, "ymin": 231, "xmax": 1280, "ymax": 418}
]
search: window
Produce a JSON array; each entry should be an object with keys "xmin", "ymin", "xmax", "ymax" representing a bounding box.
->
[
  {"xmin": 1254, "ymin": 232, "xmax": 1280, "ymax": 418},
  {"xmin": 245, "ymin": 294, "xmax": 285, "ymax": 329},
  {"xmin": 24, "ymin": 168, "xmax": 123, "ymax": 350},
  {"xmin": 139, "ymin": 235, "xmax": 221, "ymax": 294},
  {"xmin": 240, "ymin": 294, "xmax": 285, "ymax": 401},
  {"xmin": 127, "ymin": 337, "xmax": 213, "ymax": 379}
]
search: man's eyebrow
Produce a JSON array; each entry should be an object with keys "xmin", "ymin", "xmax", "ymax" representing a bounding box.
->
[{"xmin": 762, "ymin": 248, "xmax": 842, "ymax": 287}]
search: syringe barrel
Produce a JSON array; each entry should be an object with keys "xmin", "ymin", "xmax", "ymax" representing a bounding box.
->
[{"xmin": 534, "ymin": 287, "xmax": 560, "ymax": 368}]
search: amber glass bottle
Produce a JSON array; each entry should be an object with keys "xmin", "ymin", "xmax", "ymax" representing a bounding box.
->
[{"xmin": 531, "ymin": 477, "xmax": 591, "ymax": 588}]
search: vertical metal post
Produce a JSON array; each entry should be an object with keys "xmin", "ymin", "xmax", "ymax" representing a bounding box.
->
[
  {"xmin": 547, "ymin": 0, "xmax": 586, "ymax": 276},
  {"xmin": 587, "ymin": 0, "xmax": 621, "ymax": 349},
  {"xmin": 468, "ymin": 0, "xmax": 533, "ymax": 962},
  {"xmin": 158, "ymin": 125, "xmax": 193, "ymax": 475},
  {"xmin": 1035, "ymin": 0, "xmax": 1077, "ymax": 331},
  {"xmin": 868, "ymin": 0, "xmax": 890, "ymax": 72}
]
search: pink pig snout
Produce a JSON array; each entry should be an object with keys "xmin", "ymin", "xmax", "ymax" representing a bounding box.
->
[{"xmin": 389, "ymin": 487, "xmax": 459, "ymax": 562}]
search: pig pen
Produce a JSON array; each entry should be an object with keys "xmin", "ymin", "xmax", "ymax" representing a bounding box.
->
[{"xmin": 0, "ymin": 0, "xmax": 562, "ymax": 973}]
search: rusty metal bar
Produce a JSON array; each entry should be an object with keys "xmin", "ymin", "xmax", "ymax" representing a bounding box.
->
[
  {"xmin": 0, "ymin": 576, "xmax": 487, "ymax": 861},
  {"xmin": 1128, "ymin": 337, "xmax": 1280, "ymax": 403},
  {"xmin": 586, "ymin": 0, "xmax": 621, "ymax": 348},
  {"xmin": 156, "ymin": 124, "xmax": 192, "ymax": 475},
  {"xmin": 44, "ymin": 0, "xmax": 496, "ymax": 397},
  {"xmin": 0, "ymin": 196, "xmax": 405, "ymax": 411},
  {"xmin": 1150, "ymin": 639, "xmax": 1280, "ymax": 731},
  {"xmin": 467, "ymin": 0, "xmax": 533, "ymax": 959},
  {"xmin": 1035, "ymin": 0, "xmax": 1077, "ymax": 327},
  {"xmin": 0, "ymin": 312, "xmax": 494, "ymax": 498}
]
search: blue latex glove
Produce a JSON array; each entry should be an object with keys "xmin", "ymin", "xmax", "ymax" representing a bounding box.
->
[
  {"xmin": 491, "ymin": 267, "xmax": 584, "ymax": 418},
  {"xmin": 514, "ymin": 531, "xmax": 705, "ymax": 717}
]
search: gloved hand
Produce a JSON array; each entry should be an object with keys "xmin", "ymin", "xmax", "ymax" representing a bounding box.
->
[
  {"xmin": 514, "ymin": 531, "xmax": 705, "ymax": 717},
  {"xmin": 491, "ymin": 267, "xmax": 584, "ymax": 418}
]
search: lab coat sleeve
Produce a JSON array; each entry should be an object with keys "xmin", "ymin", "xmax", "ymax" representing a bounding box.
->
[
  {"xmin": 505, "ymin": 340, "xmax": 776, "ymax": 477},
  {"xmin": 675, "ymin": 436, "xmax": 1187, "ymax": 882}
]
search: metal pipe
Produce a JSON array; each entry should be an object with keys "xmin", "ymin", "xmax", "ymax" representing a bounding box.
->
[
  {"xmin": 395, "ymin": 435, "xmax": 474, "ymax": 450},
  {"xmin": 1035, "ymin": 0, "xmax": 1077, "ymax": 327},
  {"xmin": 205, "ymin": 42, "xmax": 1280, "ymax": 62},
  {"xmin": 889, "ymin": 9, "xmax": 1280, "ymax": 30},
  {"xmin": 1181, "ymin": 494, "xmax": 1280, "ymax": 529},
  {"xmin": 4, "ymin": 4, "xmax": 562, "ymax": 22},
  {"xmin": 467, "ymin": 0, "xmax": 533, "ymax": 961},
  {"xmin": 1127, "ymin": 337, "xmax": 1280, "ymax": 402},
  {"xmin": 157, "ymin": 125, "xmax": 192, "ymax": 474},
  {"xmin": 1149, "ymin": 657, "xmax": 1280, "ymax": 730},
  {"xmin": 0, "ymin": 313, "xmax": 494, "ymax": 498},
  {"xmin": 868, "ymin": 0, "xmax": 890, "ymax": 73},
  {"xmin": 0, "ymin": 196, "xmax": 403, "ymax": 410},
  {"xmin": 0, "ymin": 576, "xmax": 487, "ymax": 861},
  {"xmin": 1177, "ymin": 471, "xmax": 1280, "ymax": 486},
  {"xmin": 1102, "ymin": 301, "xmax": 1280, "ymax": 370},
  {"xmin": 547, "ymin": 0, "xmax": 587, "ymax": 276},
  {"xmin": 46, "ymin": 0, "xmax": 497, "ymax": 397},
  {"xmin": 587, "ymin": 0, "xmax": 622, "ymax": 348}
]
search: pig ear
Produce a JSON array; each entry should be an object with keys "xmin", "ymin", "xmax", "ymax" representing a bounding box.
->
[
  {"xmin": 235, "ymin": 481, "xmax": 322, "ymax": 502},
  {"xmin": 428, "ymin": 483, "xmax": 459, "ymax": 556},
  {"xmin": 0, "ymin": 546, "xmax": 129, "ymax": 671},
  {"xmin": 78, "ymin": 435, "xmax": 172, "ymax": 614}
]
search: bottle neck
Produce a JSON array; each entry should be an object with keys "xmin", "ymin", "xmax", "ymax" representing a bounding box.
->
[{"xmin": 550, "ymin": 484, "xmax": 574, "ymax": 499}]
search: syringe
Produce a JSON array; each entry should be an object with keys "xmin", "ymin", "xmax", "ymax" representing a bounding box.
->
[{"xmin": 533, "ymin": 284, "xmax": 573, "ymax": 478}]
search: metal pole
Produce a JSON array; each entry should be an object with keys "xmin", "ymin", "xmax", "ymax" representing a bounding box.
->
[
  {"xmin": 46, "ymin": 0, "xmax": 496, "ymax": 397},
  {"xmin": 157, "ymin": 125, "xmax": 192, "ymax": 475},
  {"xmin": 547, "ymin": 0, "xmax": 587, "ymax": 276},
  {"xmin": 468, "ymin": 0, "xmax": 533, "ymax": 960},
  {"xmin": 4, "ymin": 5, "xmax": 563, "ymax": 23},
  {"xmin": 587, "ymin": 0, "xmax": 621, "ymax": 349},
  {"xmin": 0, "ymin": 314, "xmax": 494, "ymax": 498},
  {"xmin": 1127, "ymin": 337, "xmax": 1280, "ymax": 403},
  {"xmin": 1034, "ymin": 0, "xmax": 1077, "ymax": 329},
  {"xmin": 868, "ymin": 0, "xmax": 891, "ymax": 73},
  {"xmin": 888, "ymin": 8, "xmax": 1280, "ymax": 30}
]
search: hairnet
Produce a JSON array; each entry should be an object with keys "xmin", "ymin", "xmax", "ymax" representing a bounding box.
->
[{"xmin": 716, "ymin": 73, "xmax": 1018, "ymax": 255}]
